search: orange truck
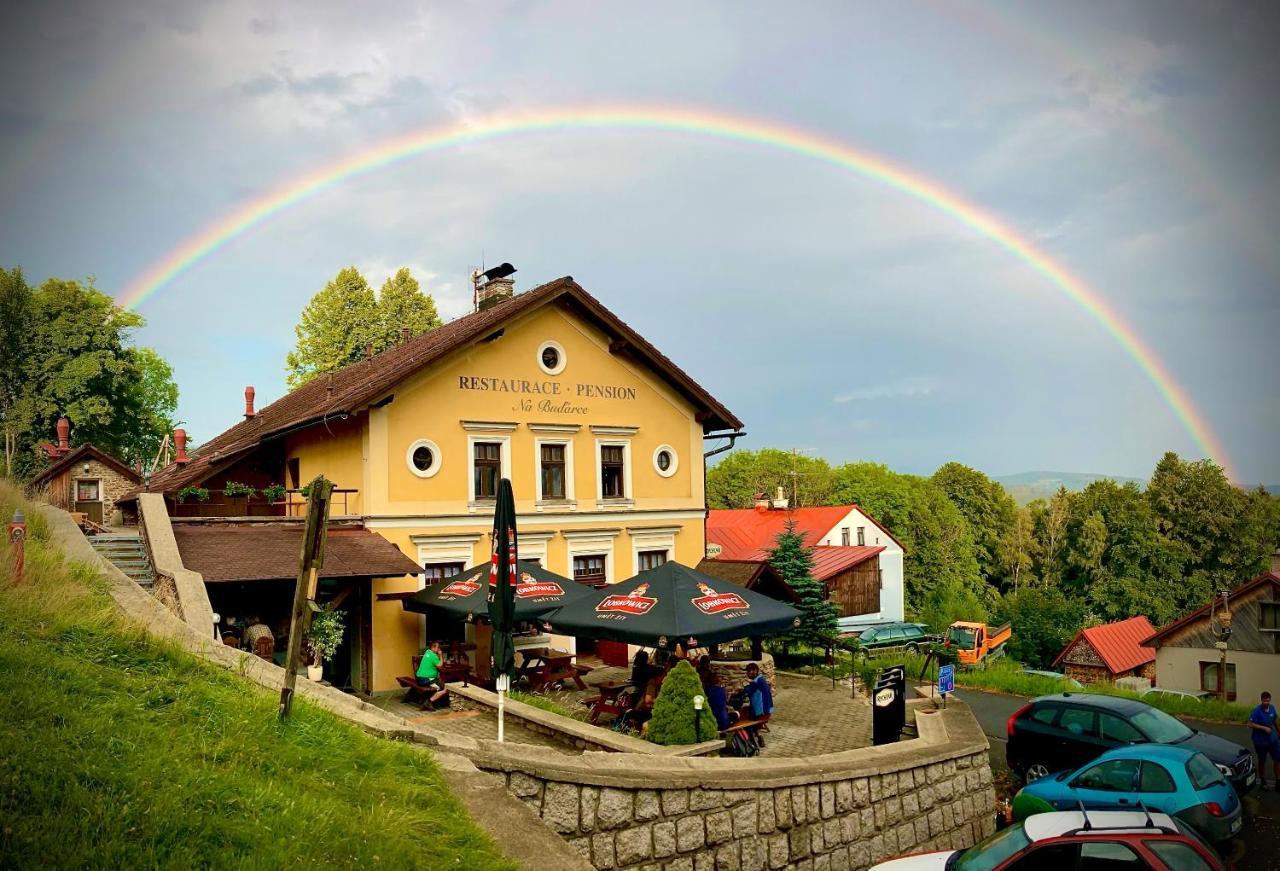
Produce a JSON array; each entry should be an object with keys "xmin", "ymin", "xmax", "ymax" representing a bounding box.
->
[{"xmin": 945, "ymin": 621, "xmax": 1012, "ymax": 666}]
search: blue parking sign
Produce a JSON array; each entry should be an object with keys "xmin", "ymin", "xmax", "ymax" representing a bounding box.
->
[{"xmin": 938, "ymin": 664, "xmax": 955, "ymax": 695}]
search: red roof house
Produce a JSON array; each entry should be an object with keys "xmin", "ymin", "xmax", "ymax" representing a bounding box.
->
[{"xmin": 1052, "ymin": 615, "xmax": 1157, "ymax": 684}]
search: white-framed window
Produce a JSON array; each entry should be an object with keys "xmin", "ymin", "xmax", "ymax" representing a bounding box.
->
[
  {"xmin": 841, "ymin": 527, "xmax": 850, "ymax": 546},
  {"xmin": 652, "ymin": 444, "xmax": 678, "ymax": 478},
  {"xmin": 595, "ymin": 439, "xmax": 632, "ymax": 504},
  {"xmin": 857, "ymin": 526, "xmax": 866, "ymax": 546},
  {"xmin": 573, "ymin": 554, "xmax": 608, "ymax": 588},
  {"xmin": 405, "ymin": 438, "xmax": 442, "ymax": 478},
  {"xmin": 565, "ymin": 531, "xmax": 618, "ymax": 587},
  {"xmin": 630, "ymin": 527, "xmax": 678, "ymax": 576},
  {"xmin": 412, "ymin": 532, "xmax": 483, "ymax": 646},
  {"xmin": 638, "ymin": 549, "xmax": 668, "ymax": 572},
  {"xmin": 467, "ymin": 434, "xmax": 512, "ymax": 503},
  {"xmin": 535, "ymin": 437, "xmax": 575, "ymax": 503},
  {"xmin": 537, "ymin": 340, "xmax": 567, "ymax": 376}
]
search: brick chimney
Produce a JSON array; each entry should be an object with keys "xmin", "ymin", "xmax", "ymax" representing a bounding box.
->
[
  {"xmin": 55, "ymin": 416, "xmax": 71, "ymax": 456},
  {"xmin": 754, "ymin": 492, "xmax": 770, "ymax": 511},
  {"xmin": 473, "ymin": 263, "xmax": 516, "ymax": 312},
  {"xmin": 1272, "ymin": 547, "xmax": 1280, "ymax": 575},
  {"xmin": 771, "ymin": 485, "xmax": 789, "ymax": 511},
  {"xmin": 244, "ymin": 386, "xmax": 255, "ymax": 418},
  {"xmin": 174, "ymin": 428, "xmax": 189, "ymax": 465}
]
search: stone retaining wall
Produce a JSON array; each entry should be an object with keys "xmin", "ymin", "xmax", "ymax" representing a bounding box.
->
[
  {"xmin": 708, "ymin": 653, "xmax": 777, "ymax": 696},
  {"xmin": 468, "ymin": 704, "xmax": 995, "ymax": 870}
]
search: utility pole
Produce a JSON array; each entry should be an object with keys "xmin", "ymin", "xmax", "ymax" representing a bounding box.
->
[
  {"xmin": 278, "ymin": 476, "xmax": 334, "ymax": 720},
  {"xmin": 1210, "ymin": 589, "xmax": 1232, "ymax": 705}
]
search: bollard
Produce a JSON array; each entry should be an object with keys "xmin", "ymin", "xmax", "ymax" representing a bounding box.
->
[{"xmin": 8, "ymin": 509, "xmax": 27, "ymax": 585}]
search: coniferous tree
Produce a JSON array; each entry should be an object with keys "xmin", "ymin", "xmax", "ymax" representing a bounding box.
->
[
  {"xmin": 768, "ymin": 517, "xmax": 839, "ymax": 649},
  {"xmin": 285, "ymin": 267, "xmax": 377, "ymax": 389},
  {"xmin": 375, "ymin": 268, "xmax": 442, "ymax": 350}
]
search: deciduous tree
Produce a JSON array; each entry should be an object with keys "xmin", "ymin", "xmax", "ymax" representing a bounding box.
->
[
  {"xmin": 285, "ymin": 267, "xmax": 377, "ymax": 389},
  {"xmin": 707, "ymin": 448, "xmax": 835, "ymax": 509},
  {"xmin": 375, "ymin": 268, "xmax": 441, "ymax": 350}
]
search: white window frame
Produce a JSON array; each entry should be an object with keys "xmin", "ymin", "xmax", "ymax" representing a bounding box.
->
[
  {"xmin": 595, "ymin": 438, "xmax": 633, "ymax": 506},
  {"xmin": 405, "ymin": 438, "xmax": 442, "ymax": 479},
  {"xmin": 652, "ymin": 444, "xmax": 678, "ymax": 478},
  {"xmin": 564, "ymin": 529, "xmax": 619, "ymax": 585},
  {"xmin": 857, "ymin": 526, "xmax": 866, "ymax": 546},
  {"xmin": 534, "ymin": 437, "xmax": 575, "ymax": 507},
  {"xmin": 537, "ymin": 340, "xmax": 567, "ymax": 376},
  {"xmin": 517, "ymin": 530, "xmax": 555, "ymax": 564},
  {"xmin": 411, "ymin": 532, "xmax": 484, "ymax": 645},
  {"xmin": 629, "ymin": 526, "xmax": 679, "ymax": 576},
  {"xmin": 467, "ymin": 434, "xmax": 512, "ymax": 506}
]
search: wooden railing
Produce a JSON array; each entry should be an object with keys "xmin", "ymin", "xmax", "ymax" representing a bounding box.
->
[{"xmin": 169, "ymin": 489, "xmax": 359, "ymax": 518}]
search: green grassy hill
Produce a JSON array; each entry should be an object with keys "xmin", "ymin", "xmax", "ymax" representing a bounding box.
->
[{"xmin": 0, "ymin": 482, "xmax": 514, "ymax": 871}]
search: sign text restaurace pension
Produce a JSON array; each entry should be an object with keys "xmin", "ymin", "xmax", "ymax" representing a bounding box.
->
[{"xmin": 457, "ymin": 375, "xmax": 638, "ymax": 416}]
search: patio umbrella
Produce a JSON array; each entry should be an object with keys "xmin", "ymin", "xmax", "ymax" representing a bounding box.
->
[
  {"xmin": 402, "ymin": 559, "xmax": 590, "ymax": 622},
  {"xmin": 487, "ymin": 478, "xmax": 518, "ymax": 742},
  {"xmin": 545, "ymin": 560, "xmax": 802, "ymax": 650}
]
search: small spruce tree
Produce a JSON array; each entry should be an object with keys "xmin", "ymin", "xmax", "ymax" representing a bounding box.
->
[
  {"xmin": 646, "ymin": 660, "xmax": 719, "ymax": 745},
  {"xmin": 768, "ymin": 517, "xmax": 839, "ymax": 650}
]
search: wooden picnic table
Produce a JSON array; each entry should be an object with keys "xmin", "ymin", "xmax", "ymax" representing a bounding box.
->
[
  {"xmin": 518, "ymin": 647, "xmax": 588, "ymax": 692},
  {"xmin": 583, "ymin": 680, "xmax": 633, "ymax": 724}
]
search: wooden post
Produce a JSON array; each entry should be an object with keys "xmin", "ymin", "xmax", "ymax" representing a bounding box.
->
[
  {"xmin": 278, "ymin": 476, "xmax": 334, "ymax": 720},
  {"xmin": 8, "ymin": 510, "xmax": 26, "ymax": 585}
]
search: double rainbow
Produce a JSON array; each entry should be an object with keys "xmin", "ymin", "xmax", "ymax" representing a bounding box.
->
[{"xmin": 115, "ymin": 105, "xmax": 1234, "ymax": 477}]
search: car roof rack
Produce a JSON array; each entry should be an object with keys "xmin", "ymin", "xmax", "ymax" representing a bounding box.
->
[{"xmin": 1059, "ymin": 800, "xmax": 1178, "ymax": 837}]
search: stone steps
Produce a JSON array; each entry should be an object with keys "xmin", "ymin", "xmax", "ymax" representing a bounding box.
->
[{"xmin": 89, "ymin": 534, "xmax": 155, "ymax": 590}]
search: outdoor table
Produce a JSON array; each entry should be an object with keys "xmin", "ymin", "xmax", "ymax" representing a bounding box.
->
[
  {"xmin": 583, "ymin": 680, "xmax": 632, "ymax": 724},
  {"xmin": 518, "ymin": 647, "xmax": 587, "ymax": 692}
]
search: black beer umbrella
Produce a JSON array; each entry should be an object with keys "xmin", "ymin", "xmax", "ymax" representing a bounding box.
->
[
  {"xmin": 487, "ymin": 478, "xmax": 518, "ymax": 742},
  {"xmin": 403, "ymin": 559, "xmax": 590, "ymax": 622},
  {"xmin": 545, "ymin": 561, "xmax": 802, "ymax": 650}
]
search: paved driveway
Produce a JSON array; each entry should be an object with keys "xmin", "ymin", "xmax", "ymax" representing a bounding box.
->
[{"xmin": 954, "ymin": 688, "xmax": 1279, "ymax": 871}]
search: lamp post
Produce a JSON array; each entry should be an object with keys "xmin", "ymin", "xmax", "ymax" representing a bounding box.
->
[
  {"xmin": 8, "ymin": 509, "xmax": 26, "ymax": 585},
  {"xmin": 693, "ymin": 694, "xmax": 705, "ymax": 741}
]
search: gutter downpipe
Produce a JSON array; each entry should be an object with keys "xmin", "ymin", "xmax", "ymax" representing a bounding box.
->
[{"xmin": 702, "ymin": 429, "xmax": 746, "ymax": 557}]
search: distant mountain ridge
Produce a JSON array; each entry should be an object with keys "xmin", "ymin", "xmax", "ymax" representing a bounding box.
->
[{"xmin": 994, "ymin": 470, "xmax": 1146, "ymax": 505}]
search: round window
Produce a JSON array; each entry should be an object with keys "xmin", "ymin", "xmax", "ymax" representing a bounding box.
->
[
  {"xmin": 537, "ymin": 340, "xmax": 567, "ymax": 375},
  {"xmin": 652, "ymin": 445, "xmax": 678, "ymax": 478},
  {"xmin": 405, "ymin": 439, "xmax": 441, "ymax": 478},
  {"xmin": 412, "ymin": 446, "xmax": 434, "ymax": 472}
]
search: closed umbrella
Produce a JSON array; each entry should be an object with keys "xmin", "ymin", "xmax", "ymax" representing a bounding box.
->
[
  {"xmin": 487, "ymin": 478, "xmax": 518, "ymax": 742},
  {"xmin": 403, "ymin": 559, "xmax": 590, "ymax": 621},
  {"xmin": 546, "ymin": 561, "xmax": 801, "ymax": 650}
]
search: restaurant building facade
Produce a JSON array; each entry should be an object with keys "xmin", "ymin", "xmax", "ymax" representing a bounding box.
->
[{"xmin": 127, "ymin": 275, "xmax": 742, "ymax": 691}]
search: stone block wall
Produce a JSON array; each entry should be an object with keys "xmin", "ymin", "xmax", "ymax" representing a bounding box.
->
[
  {"xmin": 708, "ymin": 653, "xmax": 778, "ymax": 696},
  {"xmin": 471, "ymin": 704, "xmax": 996, "ymax": 870}
]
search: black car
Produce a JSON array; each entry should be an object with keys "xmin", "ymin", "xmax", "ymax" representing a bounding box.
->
[{"xmin": 1006, "ymin": 693, "xmax": 1257, "ymax": 796}]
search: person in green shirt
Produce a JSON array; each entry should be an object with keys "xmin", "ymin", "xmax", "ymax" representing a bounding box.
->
[{"xmin": 415, "ymin": 640, "xmax": 449, "ymax": 710}]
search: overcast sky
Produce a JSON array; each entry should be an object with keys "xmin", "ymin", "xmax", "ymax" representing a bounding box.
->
[{"xmin": 2, "ymin": 1, "xmax": 1277, "ymax": 484}]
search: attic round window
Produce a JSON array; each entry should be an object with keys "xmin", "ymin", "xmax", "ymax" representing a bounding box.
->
[
  {"xmin": 537, "ymin": 340, "xmax": 567, "ymax": 376},
  {"xmin": 653, "ymin": 445, "xmax": 678, "ymax": 478},
  {"xmin": 406, "ymin": 439, "xmax": 441, "ymax": 478}
]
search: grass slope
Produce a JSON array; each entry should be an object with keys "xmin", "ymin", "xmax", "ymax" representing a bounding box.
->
[{"xmin": 0, "ymin": 483, "xmax": 514, "ymax": 871}]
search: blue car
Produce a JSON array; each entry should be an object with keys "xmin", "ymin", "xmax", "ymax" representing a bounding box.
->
[{"xmin": 1012, "ymin": 744, "xmax": 1242, "ymax": 844}]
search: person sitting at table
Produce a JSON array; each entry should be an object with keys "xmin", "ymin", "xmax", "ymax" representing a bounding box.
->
[
  {"xmin": 631, "ymin": 650, "xmax": 659, "ymax": 690},
  {"xmin": 701, "ymin": 671, "xmax": 734, "ymax": 731},
  {"xmin": 415, "ymin": 639, "xmax": 449, "ymax": 710},
  {"xmin": 737, "ymin": 662, "xmax": 774, "ymax": 747},
  {"xmin": 243, "ymin": 617, "xmax": 275, "ymax": 660}
]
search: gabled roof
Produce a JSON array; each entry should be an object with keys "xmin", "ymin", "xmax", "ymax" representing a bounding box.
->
[
  {"xmin": 28, "ymin": 444, "xmax": 141, "ymax": 489},
  {"xmin": 125, "ymin": 277, "xmax": 742, "ymax": 499},
  {"xmin": 1052, "ymin": 615, "xmax": 1156, "ymax": 674},
  {"xmin": 808, "ymin": 546, "xmax": 885, "ymax": 581},
  {"xmin": 706, "ymin": 504, "xmax": 903, "ymax": 559},
  {"xmin": 1142, "ymin": 571, "xmax": 1280, "ymax": 649},
  {"xmin": 172, "ymin": 524, "xmax": 421, "ymax": 582}
]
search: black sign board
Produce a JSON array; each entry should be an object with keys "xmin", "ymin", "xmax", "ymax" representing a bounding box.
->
[{"xmin": 872, "ymin": 664, "xmax": 907, "ymax": 745}]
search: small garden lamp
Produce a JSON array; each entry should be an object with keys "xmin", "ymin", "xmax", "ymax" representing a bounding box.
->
[{"xmin": 693, "ymin": 694, "xmax": 705, "ymax": 740}]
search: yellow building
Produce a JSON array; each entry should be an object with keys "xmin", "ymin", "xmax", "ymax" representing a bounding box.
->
[{"xmin": 135, "ymin": 276, "xmax": 743, "ymax": 691}]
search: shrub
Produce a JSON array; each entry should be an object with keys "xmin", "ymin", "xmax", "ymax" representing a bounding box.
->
[
  {"xmin": 262, "ymin": 483, "xmax": 287, "ymax": 503},
  {"xmin": 306, "ymin": 610, "xmax": 345, "ymax": 665},
  {"xmin": 647, "ymin": 660, "xmax": 719, "ymax": 745},
  {"xmin": 997, "ymin": 587, "xmax": 1085, "ymax": 668},
  {"xmin": 222, "ymin": 481, "xmax": 255, "ymax": 498}
]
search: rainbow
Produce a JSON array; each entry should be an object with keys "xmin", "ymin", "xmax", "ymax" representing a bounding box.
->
[{"xmin": 115, "ymin": 105, "xmax": 1235, "ymax": 477}]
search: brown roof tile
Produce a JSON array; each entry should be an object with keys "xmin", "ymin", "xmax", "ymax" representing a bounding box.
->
[
  {"xmin": 126, "ymin": 277, "xmax": 741, "ymax": 499},
  {"xmin": 172, "ymin": 524, "xmax": 421, "ymax": 582}
]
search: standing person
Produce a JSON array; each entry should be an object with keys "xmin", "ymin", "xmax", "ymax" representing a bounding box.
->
[
  {"xmin": 415, "ymin": 639, "xmax": 449, "ymax": 711},
  {"xmin": 1248, "ymin": 690, "xmax": 1280, "ymax": 789}
]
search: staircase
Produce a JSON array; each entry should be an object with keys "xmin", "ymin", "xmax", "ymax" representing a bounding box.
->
[{"xmin": 90, "ymin": 534, "xmax": 155, "ymax": 590}]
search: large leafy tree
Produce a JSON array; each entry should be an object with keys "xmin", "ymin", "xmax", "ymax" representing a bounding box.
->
[
  {"xmin": 375, "ymin": 268, "xmax": 441, "ymax": 350},
  {"xmin": 285, "ymin": 267, "xmax": 378, "ymax": 389},
  {"xmin": 1, "ymin": 267, "xmax": 34, "ymax": 473},
  {"xmin": 997, "ymin": 587, "xmax": 1085, "ymax": 669},
  {"xmin": 998, "ymin": 505, "xmax": 1039, "ymax": 591},
  {"xmin": 932, "ymin": 462, "xmax": 1016, "ymax": 584},
  {"xmin": 768, "ymin": 518, "xmax": 838, "ymax": 647},
  {"xmin": 1, "ymin": 273, "xmax": 179, "ymax": 477},
  {"xmin": 707, "ymin": 448, "xmax": 836, "ymax": 509}
]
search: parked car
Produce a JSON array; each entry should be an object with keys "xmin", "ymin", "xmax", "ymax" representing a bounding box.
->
[
  {"xmin": 1144, "ymin": 688, "xmax": 1212, "ymax": 703},
  {"xmin": 869, "ymin": 809, "xmax": 1229, "ymax": 870},
  {"xmin": 1011, "ymin": 744, "xmax": 1243, "ymax": 843},
  {"xmin": 1006, "ymin": 692, "xmax": 1257, "ymax": 796},
  {"xmin": 1021, "ymin": 668, "xmax": 1084, "ymax": 689},
  {"xmin": 850, "ymin": 622, "xmax": 933, "ymax": 657}
]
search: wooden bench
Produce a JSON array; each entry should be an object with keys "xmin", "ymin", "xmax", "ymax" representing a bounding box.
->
[
  {"xmin": 581, "ymin": 681, "xmax": 632, "ymax": 725},
  {"xmin": 396, "ymin": 675, "xmax": 449, "ymax": 710}
]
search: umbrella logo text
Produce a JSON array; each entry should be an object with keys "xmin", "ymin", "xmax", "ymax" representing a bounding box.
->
[
  {"xmin": 596, "ymin": 582, "xmax": 657, "ymax": 616},
  {"xmin": 691, "ymin": 582, "xmax": 749, "ymax": 616}
]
